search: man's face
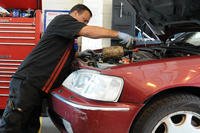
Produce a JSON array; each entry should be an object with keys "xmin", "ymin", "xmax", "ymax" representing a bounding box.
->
[{"xmin": 73, "ymin": 10, "xmax": 91, "ymax": 24}]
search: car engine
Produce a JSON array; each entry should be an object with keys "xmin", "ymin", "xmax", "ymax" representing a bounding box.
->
[{"xmin": 77, "ymin": 43, "xmax": 200, "ymax": 69}]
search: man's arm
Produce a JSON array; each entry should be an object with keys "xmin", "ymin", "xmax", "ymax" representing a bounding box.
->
[
  {"xmin": 78, "ymin": 25, "xmax": 136, "ymax": 47},
  {"xmin": 78, "ymin": 25, "xmax": 119, "ymax": 39}
]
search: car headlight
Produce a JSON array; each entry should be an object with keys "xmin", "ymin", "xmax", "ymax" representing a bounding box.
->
[{"xmin": 62, "ymin": 69, "xmax": 124, "ymax": 102}]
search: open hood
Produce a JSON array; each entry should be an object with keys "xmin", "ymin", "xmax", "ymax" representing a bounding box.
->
[
  {"xmin": 128, "ymin": 0, "xmax": 200, "ymax": 41},
  {"xmin": 0, "ymin": 0, "xmax": 41, "ymax": 10}
]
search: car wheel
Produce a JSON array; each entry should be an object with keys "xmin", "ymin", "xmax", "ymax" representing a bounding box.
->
[{"xmin": 131, "ymin": 93, "xmax": 200, "ymax": 133}]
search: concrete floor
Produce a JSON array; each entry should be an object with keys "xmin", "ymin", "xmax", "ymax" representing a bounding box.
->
[
  {"xmin": 40, "ymin": 117, "xmax": 60, "ymax": 133},
  {"xmin": 0, "ymin": 114, "xmax": 60, "ymax": 133}
]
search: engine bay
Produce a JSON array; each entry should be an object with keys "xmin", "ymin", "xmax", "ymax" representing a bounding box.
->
[{"xmin": 77, "ymin": 42, "xmax": 200, "ymax": 69}]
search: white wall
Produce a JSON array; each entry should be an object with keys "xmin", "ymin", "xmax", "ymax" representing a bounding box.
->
[
  {"xmin": 42, "ymin": 0, "xmax": 83, "ymax": 10},
  {"xmin": 102, "ymin": 0, "xmax": 113, "ymax": 48},
  {"xmin": 82, "ymin": 0, "xmax": 113, "ymax": 51}
]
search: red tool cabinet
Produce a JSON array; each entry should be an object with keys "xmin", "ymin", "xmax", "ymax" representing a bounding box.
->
[{"xmin": 0, "ymin": 0, "xmax": 42, "ymax": 109}]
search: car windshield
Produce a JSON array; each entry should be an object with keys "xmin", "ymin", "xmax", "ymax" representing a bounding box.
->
[{"xmin": 173, "ymin": 32, "xmax": 200, "ymax": 46}]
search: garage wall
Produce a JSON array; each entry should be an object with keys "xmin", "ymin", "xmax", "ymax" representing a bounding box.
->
[
  {"xmin": 42, "ymin": 0, "xmax": 83, "ymax": 10},
  {"xmin": 102, "ymin": 0, "xmax": 113, "ymax": 47},
  {"xmin": 82, "ymin": 0, "xmax": 113, "ymax": 51}
]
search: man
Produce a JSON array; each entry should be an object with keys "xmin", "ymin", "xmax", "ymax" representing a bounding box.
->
[{"xmin": 0, "ymin": 4, "xmax": 134, "ymax": 133}]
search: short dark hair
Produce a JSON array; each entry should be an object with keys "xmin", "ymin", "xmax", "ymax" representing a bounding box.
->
[{"xmin": 70, "ymin": 4, "xmax": 92, "ymax": 17}]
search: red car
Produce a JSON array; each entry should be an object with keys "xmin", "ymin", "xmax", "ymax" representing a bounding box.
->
[{"xmin": 49, "ymin": 0, "xmax": 200, "ymax": 133}]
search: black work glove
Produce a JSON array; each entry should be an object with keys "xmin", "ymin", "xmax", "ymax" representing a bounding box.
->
[{"xmin": 78, "ymin": 49, "xmax": 96, "ymax": 58}]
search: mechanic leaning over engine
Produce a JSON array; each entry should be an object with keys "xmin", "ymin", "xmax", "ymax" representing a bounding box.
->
[{"xmin": 0, "ymin": 4, "xmax": 134, "ymax": 133}]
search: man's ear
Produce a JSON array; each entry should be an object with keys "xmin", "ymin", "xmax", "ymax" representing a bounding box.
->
[
  {"xmin": 73, "ymin": 11, "xmax": 80, "ymax": 17},
  {"xmin": 70, "ymin": 10, "xmax": 78, "ymax": 17}
]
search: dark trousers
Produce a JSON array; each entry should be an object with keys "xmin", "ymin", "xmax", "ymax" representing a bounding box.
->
[{"xmin": 0, "ymin": 78, "xmax": 46, "ymax": 133}]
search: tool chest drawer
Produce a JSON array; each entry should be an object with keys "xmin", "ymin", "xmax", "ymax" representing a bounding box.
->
[
  {"xmin": 0, "ymin": 17, "xmax": 37, "ymax": 44},
  {"xmin": 0, "ymin": 11, "xmax": 42, "ymax": 95}
]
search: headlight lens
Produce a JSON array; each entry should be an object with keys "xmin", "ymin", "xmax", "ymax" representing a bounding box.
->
[{"xmin": 62, "ymin": 69, "xmax": 124, "ymax": 102}]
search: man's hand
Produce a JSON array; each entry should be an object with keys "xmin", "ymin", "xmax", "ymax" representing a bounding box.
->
[
  {"xmin": 118, "ymin": 32, "xmax": 135, "ymax": 47},
  {"xmin": 78, "ymin": 49, "xmax": 96, "ymax": 58}
]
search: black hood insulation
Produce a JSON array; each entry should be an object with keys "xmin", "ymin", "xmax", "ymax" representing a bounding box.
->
[{"xmin": 128, "ymin": 0, "xmax": 200, "ymax": 41}]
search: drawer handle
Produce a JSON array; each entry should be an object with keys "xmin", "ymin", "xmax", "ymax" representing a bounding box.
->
[{"xmin": 0, "ymin": 55, "xmax": 10, "ymax": 59}]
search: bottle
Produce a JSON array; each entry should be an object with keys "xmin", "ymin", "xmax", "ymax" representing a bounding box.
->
[
  {"xmin": 73, "ymin": 39, "xmax": 78, "ymax": 52},
  {"xmin": 137, "ymin": 31, "xmax": 143, "ymax": 39}
]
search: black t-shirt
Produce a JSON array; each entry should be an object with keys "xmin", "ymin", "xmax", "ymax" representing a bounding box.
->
[{"xmin": 13, "ymin": 14, "xmax": 86, "ymax": 89}]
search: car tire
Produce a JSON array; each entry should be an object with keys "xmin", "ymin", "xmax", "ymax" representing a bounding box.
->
[{"xmin": 131, "ymin": 93, "xmax": 200, "ymax": 133}]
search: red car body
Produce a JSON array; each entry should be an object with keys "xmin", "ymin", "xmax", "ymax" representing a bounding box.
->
[{"xmin": 49, "ymin": 55, "xmax": 200, "ymax": 133}]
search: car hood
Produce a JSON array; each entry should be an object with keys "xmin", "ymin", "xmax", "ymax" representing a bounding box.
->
[{"xmin": 128, "ymin": 0, "xmax": 200, "ymax": 41}]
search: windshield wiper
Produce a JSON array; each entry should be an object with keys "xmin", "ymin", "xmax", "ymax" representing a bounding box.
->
[{"xmin": 161, "ymin": 45, "xmax": 200, "ymax": 55}]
